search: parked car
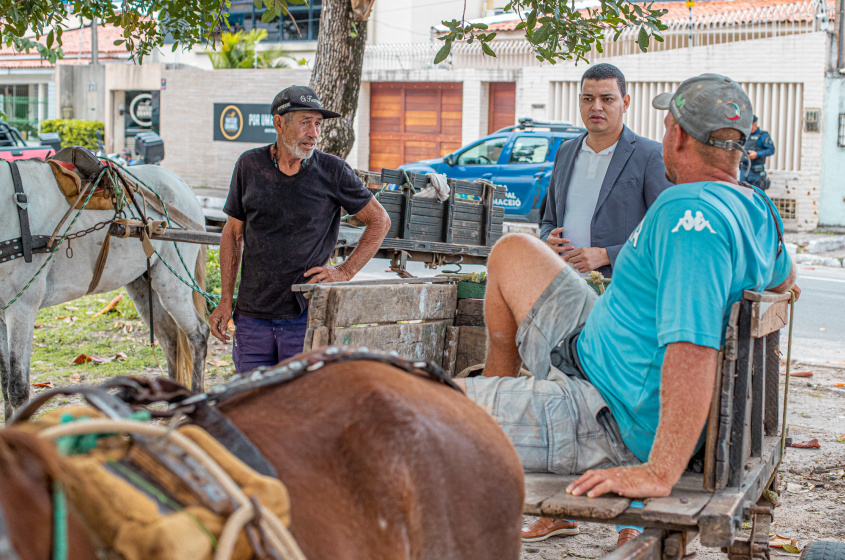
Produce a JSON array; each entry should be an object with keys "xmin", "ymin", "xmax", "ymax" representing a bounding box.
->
[
  {"xmin": 400, "ymin": 118, "xmax": 586, "ymax": 222},
  {"xmin": 0, "ymin": 121, "xmax": 59, "ymax": 161}
]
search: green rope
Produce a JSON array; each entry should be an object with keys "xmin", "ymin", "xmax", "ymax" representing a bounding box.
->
[
  {"xmin": 52, "ymin": 482, "xmax": 67, "ymax": 560},
  {"xmin": 106, "ymin": 460, "xmax": 219, "ymax": 550},
  {"xmin": 0, "ymin": 170, "xmax": 107, "ymax": 313},
  {"xmin": 118, "ymin": 168, "xmax": 220, "ymax": 307}
]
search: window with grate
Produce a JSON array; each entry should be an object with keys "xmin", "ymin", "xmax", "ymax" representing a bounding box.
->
[
  {"xmin": 839, "ymin": 114, "xmax": 845, "ymax": 147},
  {"xmin": 771, "ymin": 198, "xmax": 796, "ymax": 220},
  {"xmin": 804, "ymin": 109, "xmax": 820, "ymax": 132}
]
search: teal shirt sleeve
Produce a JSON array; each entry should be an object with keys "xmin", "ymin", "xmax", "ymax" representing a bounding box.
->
[{"xmin": 650, "ymin": 200, "xmax": 733, "ymax": 350}]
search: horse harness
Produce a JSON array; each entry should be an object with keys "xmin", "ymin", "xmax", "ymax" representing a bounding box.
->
[{"xmin": 11, "ymin": 347, "xmax": 462, "ymax": 496}]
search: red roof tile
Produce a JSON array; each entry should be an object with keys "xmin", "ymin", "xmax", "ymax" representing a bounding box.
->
[
  {"xmin": 486, "ymin": 0, "xmax": 827, "ymax": 31},
  {"xmin": 0, "ymin": 22, "xmax": 131, "ymax": 66}
]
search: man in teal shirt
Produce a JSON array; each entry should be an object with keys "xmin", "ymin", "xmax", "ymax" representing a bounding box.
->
[{"xmin": 456, "ymin": 74, "xmax": 797, "ymax": 510}]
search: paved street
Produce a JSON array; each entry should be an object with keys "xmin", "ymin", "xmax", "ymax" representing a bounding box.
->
[{"xmin": 791, "ymin": 264, "xmax": 845, "ymax": 365}]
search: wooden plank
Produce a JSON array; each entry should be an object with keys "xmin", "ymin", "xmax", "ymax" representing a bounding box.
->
[
  {"xmin": 456, "ymin": 298, "xmax": 485, "ymax": 327},
  {"xmin": 524, "ymin": 473, "xmax": 571, "ymax": 513},
  {"xmin": 332, "ymin": 320, "xmax": 451, "ymax": 364},
  {"xmin": 742, "ymin": 290, "xmax": 791, "ymax": 303},
  {"xmin": 327, "ymin": 283, "xmax": 457, "ymax": 327},
  {"xmin": 729, "ymin": 299, "xmax": 754, "ymax": 487},
  {"xmin": 293, "ymin": 277, "xmax": 452, "ymax": 293},
  {"xmin": 750, "ymin": 337, "xmax": 765, "ymax": 457},
  {"xmin": 764, "ymin": 331, "xmax": 780, "ymax": 436},
  {"xmin": 443, "ymin": 326, "xmax": 459, "ymax": 376},
  {"xmin": 750, "ymin": 298, "xmax": 789, "ymax": 338},
  {"xmin": 540, "ymin": 487, "xmax": 631, "ymax": 520},
  {"xmin": 699, "ymin": 436, "xmax": 782, "ymax": 548},
  {"xmin": 703, "ymin": 350, "xmax": 724, "ymax": 492},
  {"xmin": 456, "ymin": 326, "xmax": 487, "ymax": 375},
  {"xmin": 311, "ymin": 326, "xmax": 329, "ymax": 350}
]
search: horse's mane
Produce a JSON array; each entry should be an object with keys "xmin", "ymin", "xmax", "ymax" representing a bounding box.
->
[{"xmin": 0, "ymin": 428, "xmax": 63, "ymax": 482}]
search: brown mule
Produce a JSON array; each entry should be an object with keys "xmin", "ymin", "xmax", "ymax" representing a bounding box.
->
[
  {"xmin": 0, "ymin": 429, "xmax": 98, "ymax": 560},
  {"xmin": 219, "ymin": 360, "xmax": 525, "ymax": 560}
]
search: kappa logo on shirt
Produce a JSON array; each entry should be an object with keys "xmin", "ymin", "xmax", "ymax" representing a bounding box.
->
[
  {"xmin": 671, "ymin": 210, "xmax": 716, "ymax": 234},
  {"xmin": 629, "ymin": 220, "xmax": 644, "ymax": 248}
]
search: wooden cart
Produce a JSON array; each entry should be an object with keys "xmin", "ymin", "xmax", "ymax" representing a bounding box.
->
[{"xmin": 295, "ymin": 277, "xmax": 795, "ymax": 560}]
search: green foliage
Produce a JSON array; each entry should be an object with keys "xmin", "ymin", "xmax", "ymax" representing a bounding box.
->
[
  {"xmin": 0, "ymin": 0, "xmax": 302, "ymax": 63},
  {"xmin": 437, "ymin": 0, "xmax": 668, "ymax": 65},
  {"xmin": 207, "ymin": 29, "xmax": 295, "ymax": 69},
  {"xmin": 205, "ymin": 248, "xmax": 239, "ymax": 313},
  {"xmin": 40, "ymin": 119, "xmax": 105, "ymax": 150}
]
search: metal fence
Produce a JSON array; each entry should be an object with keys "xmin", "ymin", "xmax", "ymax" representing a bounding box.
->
[
  {"xmin": 0, "ymin": 95, "xmax": 48, "ymax": 140},
  {"xmin": 549, "ymin": 80, "xmax": 804, "ymax": 171},
  {"xmin": 363, "ymin": 0, "xmax": 830, "ymax": 72}
]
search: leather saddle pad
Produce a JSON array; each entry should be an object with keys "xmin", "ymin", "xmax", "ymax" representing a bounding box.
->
[{"xmin": 48, "ymin": 146, "xmax": 116, "ymax": 211}]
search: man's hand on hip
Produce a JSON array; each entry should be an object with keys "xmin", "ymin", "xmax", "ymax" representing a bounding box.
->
[
  {"xmin": 566, "ymin": 463, "xmax": 673, "ymax": 499},
  {"xmin": 304, "ymin": 264, "xmax": 352, "ymax": 284},
  {"xmin": 564, "ymin": 247, "xmax": 610, "ymax": 273},
  {"xmin": 545, "ymin": 227, "xmax": 574, "ymax": 256},
  {"xmin": 209, "ymin": 301, "xmax": 233, "ymax": 343}
]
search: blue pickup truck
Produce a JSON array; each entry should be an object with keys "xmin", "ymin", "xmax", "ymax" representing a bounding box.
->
[{"xmin": 400, "ymin": 118, "xmax": 585, "ymax": 223}]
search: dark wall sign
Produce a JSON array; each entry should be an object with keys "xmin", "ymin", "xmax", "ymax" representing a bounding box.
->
[
  {"xmin": 213, "ymin": 103, "xmax": 277, "ymax": 143},
  {"xmin": 125, "ymin": 90, "xmax": 153, "ymax": 136}
]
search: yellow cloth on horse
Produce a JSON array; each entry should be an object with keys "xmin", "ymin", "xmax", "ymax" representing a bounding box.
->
[
  {"xmin": 47, "ymin": 159, "xmax": 116, "ymax": 211},
  {"xmin": 25, "ymin": 407, "xmax": 291, "ymax": 560}
]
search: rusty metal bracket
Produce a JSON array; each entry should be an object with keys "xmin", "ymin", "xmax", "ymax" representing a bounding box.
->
[
  {"xmin": 390, "ymin": 250, "xmax": 414, "ymax": 278},
  {"xmin": 725, "ymin": 501, "xmax": 772, "ymax": 560}
]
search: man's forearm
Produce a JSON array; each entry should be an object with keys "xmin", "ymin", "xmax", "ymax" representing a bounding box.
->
[
  {"xmin": 338, "ymin": 215, "xmax": 390, "ymax": 278},
  {"xmin": 219, "ymin": 226, "xmax": 243, "ymax": 305},
  {"xmin": 648, "ymin": 342, "xmax": 717, "ymax": 484}
]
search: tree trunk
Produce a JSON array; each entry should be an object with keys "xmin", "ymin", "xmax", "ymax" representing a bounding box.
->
[{"xmin": 310, "ymin": 0, "xmax": 369, "ymax": 159}]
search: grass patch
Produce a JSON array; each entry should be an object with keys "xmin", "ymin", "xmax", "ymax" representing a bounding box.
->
[{"xmin": 29, "ymin": 288, "xmax": 166, "ymax": 386}]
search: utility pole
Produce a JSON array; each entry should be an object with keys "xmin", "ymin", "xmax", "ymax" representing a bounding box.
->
[{"xmin": 91, "ymin": 16, "xmax": 99, "ymax": 65}]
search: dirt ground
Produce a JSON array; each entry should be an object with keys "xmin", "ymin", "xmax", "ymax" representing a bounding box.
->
[
  {"xmin": 6, "ymin": 294, "xmax": 845, "ymax": 558},
  {"xmin": 520, "ymin": 362, "xmax": 845, "ymax": 560}
]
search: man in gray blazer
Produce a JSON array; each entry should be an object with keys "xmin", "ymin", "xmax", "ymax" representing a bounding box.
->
[
  {"xmin": 541, "ymin": 64, "xmax": 672, "ymax": 278},
  {"xmin": 526, "ymin": 64, "xmax": 672, "ymax": 546}
]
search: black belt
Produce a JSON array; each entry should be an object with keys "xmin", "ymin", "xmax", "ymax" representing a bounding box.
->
[
  {"xmin": 0, "ymin": 235, "xmax": 52, "ymax": 264},
  {"xmin": 8, "ymin": 161, "xmax": 32, "ymax": 263}
]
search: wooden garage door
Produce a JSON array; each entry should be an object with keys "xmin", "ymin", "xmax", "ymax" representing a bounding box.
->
[
  {"xmin": 488, "ymin": 82, "xmax": 516, "ymax": 134},
  {"xmin": 369, "ymin": 82, "xmax": 463, "ymax": 171}
]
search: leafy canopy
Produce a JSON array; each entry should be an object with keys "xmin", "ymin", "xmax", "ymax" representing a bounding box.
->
[
  {"xmin": 0, "ymin": 0, "xmax": 304, "ymax": 63},
  {"xmin": 436, "ymin": 0, "xmax": 669, "ymax": 65}
]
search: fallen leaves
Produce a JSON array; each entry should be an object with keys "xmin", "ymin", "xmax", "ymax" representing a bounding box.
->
[
  {"xmin": 790, "ymin": 439, "xmax": 821, "ymax": 449},
  {"xmin": 32, "ymin": 381, "xmax": 54, "ymax": 388},
  {"xmin": 770, "ymin": 536, "xmax": 801, "ymax": 553},
  {"xmin": 71, "ymin": 352, "xmax": 128, "ymax": 366},
  {"xmin": 69, "ymin": 373, "xmax": 81, "ymax": 384},
  {"xmin": 786, "ymin": 371, "xmax": 813, "ymax": 378},
  {"xmin": 835, "ymin": 383, "xmax": 845, "ymax": 387},
  {"xmin": 92, "ymin": 295, "xmax": 123, "ymax": 318},
  {"xmin": 208, "ymin": 360, "xmax": 229, "ymax": 368}
]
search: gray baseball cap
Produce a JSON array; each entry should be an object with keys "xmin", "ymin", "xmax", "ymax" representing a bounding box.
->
[{"xmin": 652, "ymin": 74, "xmax": 752, "ymax": 151}]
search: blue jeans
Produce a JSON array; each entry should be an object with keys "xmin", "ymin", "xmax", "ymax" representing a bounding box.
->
[{"xmin": 232, "ymin": 310, "xmax": 308, "ymax": 373}]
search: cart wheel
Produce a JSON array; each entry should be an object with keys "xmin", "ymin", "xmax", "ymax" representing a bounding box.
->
[{"xmin": 801, "ymin": 542, "xmax": 845, "ymax": 560}]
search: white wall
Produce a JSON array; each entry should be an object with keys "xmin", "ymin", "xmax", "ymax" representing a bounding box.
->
[{"xmin": 368, "ymin": 0, "xmax": 485, "ymax": 44}]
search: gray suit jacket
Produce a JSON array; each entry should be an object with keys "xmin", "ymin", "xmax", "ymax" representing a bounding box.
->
[{"xmin": 540, "ymin": 125, "xmax": 672, "ymax": 277}]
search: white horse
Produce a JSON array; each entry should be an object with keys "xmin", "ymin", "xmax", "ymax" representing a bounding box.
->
[{"xmin": 0, "ymin": 159, "xmax": 209, "ymax": 419}]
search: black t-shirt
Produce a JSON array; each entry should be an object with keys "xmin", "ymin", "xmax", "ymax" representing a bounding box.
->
[{"xmin": 223, "ymin": 146, "xmax": 373, "ymax": 319}]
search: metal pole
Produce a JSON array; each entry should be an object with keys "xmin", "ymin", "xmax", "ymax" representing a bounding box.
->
[{"xmin": 91, "ymin": 16, "xmax": 99, "ymax": 65}]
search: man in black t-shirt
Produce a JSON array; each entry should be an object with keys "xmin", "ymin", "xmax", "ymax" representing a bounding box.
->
[{"xmin": 208, "ymin": 85, "xmax": 391, "ymax": 372}]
